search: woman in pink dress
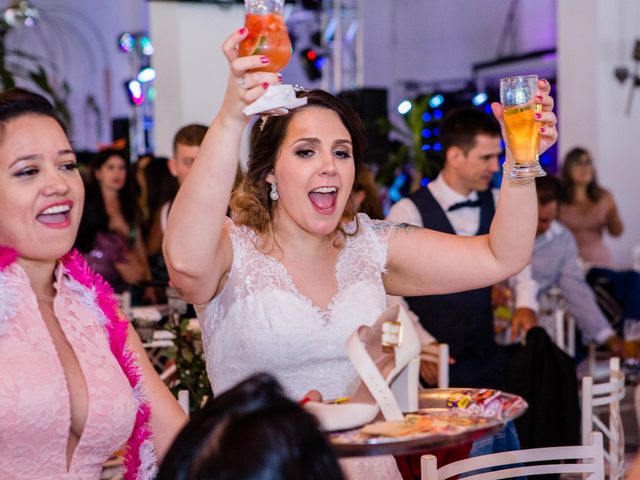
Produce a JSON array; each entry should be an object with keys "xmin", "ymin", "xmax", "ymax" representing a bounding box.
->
[
  {"xmin": 558, "ymin": 147, "xmax": 624, "ymax": 268},
  {"xmin": 0, "ymin": 88, "xmax": 186, "ymax": 479},
  {"xmin": 558, "ymin": 147, "xmax": 640, "ymax": 344}
]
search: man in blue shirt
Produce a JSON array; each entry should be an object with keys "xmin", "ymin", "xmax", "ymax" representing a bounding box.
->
[{"xmin": 528, "ymin": 175, "xmax": 623, "ymax": 355}]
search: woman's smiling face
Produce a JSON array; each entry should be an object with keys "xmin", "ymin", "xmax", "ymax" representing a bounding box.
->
[{"xmin": 0, "ymin": 114, "xmax": 84, "ymax": 261}]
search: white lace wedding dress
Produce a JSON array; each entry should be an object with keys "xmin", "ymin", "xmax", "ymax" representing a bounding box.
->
[{"xmin": 197, "ymin": 213, "xmax": 402, "ymax": 479}]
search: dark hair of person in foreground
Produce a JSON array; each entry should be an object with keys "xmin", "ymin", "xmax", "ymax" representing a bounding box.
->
[{"xmin": 157, "ymin": 373, "xmax": 344, "ymax": 480}]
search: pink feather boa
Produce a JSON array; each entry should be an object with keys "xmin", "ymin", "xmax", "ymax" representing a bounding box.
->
[{"xmin": 0, "ymin": 247, "xmax": 156, "ymax": 479}]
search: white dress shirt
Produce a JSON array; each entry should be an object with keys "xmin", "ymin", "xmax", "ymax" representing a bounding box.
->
[{"xmin": 386, "ymin": 173, "xmax": 538, "ymax": 312}]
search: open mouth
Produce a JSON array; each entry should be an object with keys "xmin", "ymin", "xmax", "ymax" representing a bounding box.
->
[
  {"xmin": 308, "ymin": 186, "xmax": 338, "ymax": 214},
  {"xmin": 36, "ymin": 202, "xmax": 72, "ymax": 227}
]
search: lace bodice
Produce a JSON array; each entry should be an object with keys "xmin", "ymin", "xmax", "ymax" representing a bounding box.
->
[
  {"xmin": 0, "ymin": 262, "xmax": 137, "ymax": 479},
  {"xmin": 199, "ymin": 214, "xmax": 395, "ymax": 399},
  {"xmin": 198, "ymin": 214, "xmax": 401, "ymax": 479}
]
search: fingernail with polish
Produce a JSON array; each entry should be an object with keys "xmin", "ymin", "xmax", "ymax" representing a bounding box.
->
[
  {"xmin": 260, "ymin": 56, "xmax": 270, "ymax": 64},
  {"xmin": 535, "ymin": 113, "xmax": 542, "ymax": 119},
  {"xmin": 536, "ymin": 95, "xmax": 543, "ymax": 101},
  {"xmin": 238, "ymin": 27, "xmax": 247, "ymax": 35},
  {"xmin": 540, "ymin": 127, "xmax": 546, "ymax": 133},
  {"xmin": 262, "ymin": 82, "xmax": 269, "ymax": 89}
]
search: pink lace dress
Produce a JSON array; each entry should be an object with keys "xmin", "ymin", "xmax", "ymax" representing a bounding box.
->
[
  {"xmin": 197, "ymin": 213, "xmax": 402, "ymax": 480},
  {"xmin": 0, "ymin": 261, "xmax": 138, "ymax": 479},
  {"xmin": 558, "ymin": 191, "xmax": 616, "ymax": 268}
]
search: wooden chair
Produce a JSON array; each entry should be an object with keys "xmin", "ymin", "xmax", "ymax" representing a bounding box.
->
[
  {"xmin": 581, "ymin": 357, "xmax": 626, "ymax": 480},
  {"xmin": 421, "ymin": 431, "xmax": 605, "ymax": 480}
]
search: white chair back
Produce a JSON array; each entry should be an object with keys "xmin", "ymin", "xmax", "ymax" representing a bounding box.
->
[
  {"xmin": 421, "ymin": 431, "xmax": 605, "ymax": 480},
  {"xmin": 420, "ymin": 342, "xmax": 449, "ymax": 388},
  {"xmin": 581, "ymin": 357, "xmax": 625, "ymax": 480},
  {"xmin": 539, "ymin": 286, "xmax": 576, "ymax": 357}
]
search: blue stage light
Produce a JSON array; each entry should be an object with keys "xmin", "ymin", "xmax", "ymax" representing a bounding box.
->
[
  {"xmin": 422, "ymin": 112, "xmax": 432, "ymax": 122},
  {"xmin": 429, "ymin": 94, "xmax": 444, "ymax": 108},
  {"xmin": 421, "ymin": 128, "xmax": 431, "ymax": 138},
  {"xmin": 433, "ymin": 109, "xmax": 443, "ymax": 120},
  {"xmin": 433, "ymin": 142, "xmax": 442, "ymax": 151},
  {"xmin": 472, "ymin": 92, "xmax": 488, "ymax": 106}
]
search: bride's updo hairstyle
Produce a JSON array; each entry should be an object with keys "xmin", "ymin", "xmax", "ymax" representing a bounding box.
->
[{"xmin": 230, "ymin": 89, "xmax": 366, "ymax": 238}]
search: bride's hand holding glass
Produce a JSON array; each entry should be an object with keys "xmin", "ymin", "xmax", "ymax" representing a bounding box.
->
[{"xmin": 220, "ymin": 27, "xmax": 281, "ymax": 123}]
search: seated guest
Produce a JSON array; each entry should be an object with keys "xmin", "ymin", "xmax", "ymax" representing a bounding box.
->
[
  {"xmin": 76, "ymin": 149, "xmax": 154, "ymax": 300},
  {"xmin": 559, "ymin": 147, "xmax": 640, "ymax": 344},
  {"xmin": 157, "ymin": 373, "xmax": 344, "ymax": 480},
  {"xmin": 142, "ymin": 155, "xmax": 178, "ymax": 288},
  {"xmin": 0, "ymin": 88, "xmax": 186, "ymax": 479},
  {"xmin": 519, "ymin": 175, "xmax": 623, "ymax": 355}
]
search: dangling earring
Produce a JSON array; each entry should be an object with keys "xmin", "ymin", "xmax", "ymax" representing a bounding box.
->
[{"xmin": 270, "ymin": 181, "xmax": 279, "ymax": 201}]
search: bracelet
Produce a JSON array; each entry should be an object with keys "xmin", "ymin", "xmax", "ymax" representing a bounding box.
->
[{"xmin": 502, "ymin": 163, "xmax": 535, "ymax": 185}]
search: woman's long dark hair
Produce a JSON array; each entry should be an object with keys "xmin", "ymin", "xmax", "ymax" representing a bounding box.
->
[
  {"xmin": 560, "ymin": 147, "xmax": 604, "ymax": 204},
  {"xmin": 76, "ymin": 149, "xmax": 139, "ymax": 251},
  {"xmin": 157, "ymin": 373, "xmax": 344, "ymax": 480}
]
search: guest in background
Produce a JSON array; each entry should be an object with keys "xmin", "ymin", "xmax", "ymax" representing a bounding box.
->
[
  {"xmin": 350, "ymin": 164, "xmax": 384, "ymax": 219},
  {"xmin": 559, "ymin": 147, "xmax": 640, "ymax": 341},
  {"xmin": 162, "ymin": 123, "xmax": 243, "ymax": 233},
  {"xmin": 518, "ymin": 174, "xmax": 623, "ymax": 355},
  {"xmin": 142, "ymin": 155, "xmax": 178, "ymax": 288},
  {"xmin": 558, "ymin": 146, "xmax": 623, "ymax": 269},
  {"xmin": 76, "ymin": 149, "xmax": 155, "ymax": 301},
  {"xmin": 158, "ymin": 373, "xmax": 344, "ymax": 480}
]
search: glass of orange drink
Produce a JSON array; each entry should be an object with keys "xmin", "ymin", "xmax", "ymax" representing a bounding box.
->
[
  {"xmin": 239, "ymin": 0, "xmax": 306, "ymax": 116},
  {"xmin": 500, "ymin": 75, "xmax": 546, "ymax": 182}
]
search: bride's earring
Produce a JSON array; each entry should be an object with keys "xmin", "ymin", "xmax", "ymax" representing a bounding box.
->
[{"xmin": 270, "ymin": 181, "xmax": 279, "ymax": 201}]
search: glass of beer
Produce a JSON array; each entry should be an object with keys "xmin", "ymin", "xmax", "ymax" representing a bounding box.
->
[
  {"xmin": 500, "ymin": 75, "xmax": 546, "ymax": 182},
  {"xmin": 238, "ymin": 0, "xmax": 307, "ymax": 116}
]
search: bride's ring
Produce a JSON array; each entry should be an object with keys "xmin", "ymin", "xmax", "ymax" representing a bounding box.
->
[{"xmin": 236, "ymin": 76, "xmax": 246, "ymax": 88}]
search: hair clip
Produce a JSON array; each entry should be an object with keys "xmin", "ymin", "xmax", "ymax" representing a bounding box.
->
[
  {"xmin": 259, "ymin": 115, "xmax": 269, "ymax": 132},
  {"xmin": 293, "ymin": 84, "xmax": 309, "ymax": 93}
]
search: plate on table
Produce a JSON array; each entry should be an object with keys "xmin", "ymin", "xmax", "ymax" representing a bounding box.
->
[{"xmin": 330, "ymin": 388, "xmax": 527, "ymax": 457}]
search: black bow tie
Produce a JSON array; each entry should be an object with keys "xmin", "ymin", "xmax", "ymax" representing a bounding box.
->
[{"xmin": 448, "ymin": 199, "xmax": 483, "ymax": 211}]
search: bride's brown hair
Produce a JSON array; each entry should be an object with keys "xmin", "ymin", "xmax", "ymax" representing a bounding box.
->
[{"xmin": 230, "ymin": 89, "xmax": 366, "ymax": 240}]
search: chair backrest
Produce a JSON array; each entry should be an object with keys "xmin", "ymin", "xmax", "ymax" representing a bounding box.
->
[
  {"xmin": 420, "ymin": 342, "xmax": 449, "ymax": 388},
  {"xmin": 538, "ymin": 286, "xmax": 576, "ymax": 357},
  {"xmin": 421, "ymin": 431, "xmax": 605, "ymax": 480},
  {"xmin": 581, "ymin": 357, "xmax": 625, "ymax": 480}
]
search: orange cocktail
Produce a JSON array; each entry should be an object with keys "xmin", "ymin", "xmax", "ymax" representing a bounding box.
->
[{"xmin": 239, "ymin": 12, "xmax": 292, "ymax": 73}]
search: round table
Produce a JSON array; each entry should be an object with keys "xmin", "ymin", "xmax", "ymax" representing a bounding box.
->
[{"xmin": 330, "ymin": 388, "xmax": 527, "ymax": 457}]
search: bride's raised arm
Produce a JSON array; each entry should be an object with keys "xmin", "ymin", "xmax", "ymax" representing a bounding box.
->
[
  {"xmin": 385, "ymin": 80, "xmax": 557, "ymax": 297},
  {"xmin": 163, "ymin": 29, "xmax": 280, "ymax": 304}
]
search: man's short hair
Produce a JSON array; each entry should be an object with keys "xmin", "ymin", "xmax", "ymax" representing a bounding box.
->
[
  {"xmin": 535, "ymin": 174, "xmax": 562, "ymax": 205},
  {"xmin": 440, "ymin": 107, "xmax": 501, "ymax": 157},
  {"xmin": 172, "ymin": 123, "xmax": 207, "ymax": 154}
]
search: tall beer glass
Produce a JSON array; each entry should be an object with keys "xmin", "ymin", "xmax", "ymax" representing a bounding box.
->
[{"xmin": 500, "ymin": 75, "xmax": 546, "ymax": 182}]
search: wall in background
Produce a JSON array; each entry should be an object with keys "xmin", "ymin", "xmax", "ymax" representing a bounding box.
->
[
  {"xmin": 3, "ymin": 0, "xmax": 149, "ymax": 150},
  {"xmin": 558, "ymin": 0, "xmax": 640, "ymax": 268},
  {"xmin": 149, "ymin": 2, "xmax": 244, "ymax": 157}
]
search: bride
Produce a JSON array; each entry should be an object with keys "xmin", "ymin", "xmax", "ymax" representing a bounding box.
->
[{"xmin": 163, "ymin": 28, "xmax": 557, "ymax": 478}]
